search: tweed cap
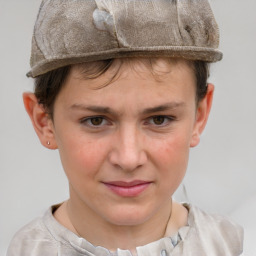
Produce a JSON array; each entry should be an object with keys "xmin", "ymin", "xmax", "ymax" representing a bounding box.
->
[{"xmin": 27, "ymin": 0, "xmax": 222, "ymax": 78}]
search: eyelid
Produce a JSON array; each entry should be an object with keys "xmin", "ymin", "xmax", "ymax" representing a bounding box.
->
[
  {"xmin": 80, "ymin": 116, "xmax": 111, "ymax": 127},
  {"xmin": 145, "ymin": 115, "xmax": 176, "ymax": 126},
  {"xmin": 79, "ymin": 115, "xmax": 176, "ymax": 128}
]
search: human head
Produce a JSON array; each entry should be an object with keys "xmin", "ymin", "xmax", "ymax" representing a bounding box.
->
[
  {"xmin": 23, "ymin": 0, "xmax": 220, "ymax": 229},
  {"xmin": 24, "ymin": 57, "xmax": 214, "ymax": 228}
]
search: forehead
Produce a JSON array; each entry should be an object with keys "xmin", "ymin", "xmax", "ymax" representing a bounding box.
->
[
  {"xmin": 71, "ymin": 58, "xmax": 195, "ymax": 88},
  {"xmin": 57, "ymin": 58, "xmax": 196, "ymax": 108}
]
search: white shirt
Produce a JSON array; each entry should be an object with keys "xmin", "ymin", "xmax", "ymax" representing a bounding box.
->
[{"xmin": 7, "ymin": 203, "xmax": 243, "ymax": 256}]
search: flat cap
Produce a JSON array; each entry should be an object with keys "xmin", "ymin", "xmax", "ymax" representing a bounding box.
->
[{"xmin": 28, "ymin": 0, "xmax": 222, "ymax": 78}]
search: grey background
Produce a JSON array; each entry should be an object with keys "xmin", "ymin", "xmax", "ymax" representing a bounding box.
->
[{"xmin": 1, "ymin": 0, "xmax": 255, "ymax": 255}]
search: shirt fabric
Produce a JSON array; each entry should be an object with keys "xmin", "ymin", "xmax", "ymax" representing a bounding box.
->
[{"xmin": 7, "ymin": 203, "xmax": 243, "ymax": 256}]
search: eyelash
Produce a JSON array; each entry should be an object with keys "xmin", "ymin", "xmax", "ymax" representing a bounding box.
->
[
  {"xmin": 146, "ymin": 115, "xmax": 176, "ymax": 127},
  {"xmin": 79, "ymin": 115, "xmax": 176, "ymax": 129},
  {"xmin": 80, "ymin": 116, "xmax": 110, "ymax": 127}
]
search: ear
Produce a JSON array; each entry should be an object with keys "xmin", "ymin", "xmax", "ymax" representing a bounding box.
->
[
  {"xmin": 23, "ymin": 92, "xmax": 58, "ymax": 149},
  {"xmin": 190, "ymin": 83, "xmax": 214, "ymax": 147}
]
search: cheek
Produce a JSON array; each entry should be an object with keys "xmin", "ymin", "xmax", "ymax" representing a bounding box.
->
[
  {"xmin": 152, "ymin": 133, "xmax": 190, "ymax": 165},
  {"xmin": 149, "ymin": 133, "xmax": 191, "ymax": 187},
  {"xmin": 57, "ymin": 134, "xmax": 110, "ymax": 182}
]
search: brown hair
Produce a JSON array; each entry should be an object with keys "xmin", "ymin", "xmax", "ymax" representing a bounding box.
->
[{"xmin": 34, "ymin": 58, "xmax": 209, "ymax": 119}]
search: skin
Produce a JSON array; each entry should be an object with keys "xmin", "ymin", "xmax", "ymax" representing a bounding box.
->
[{"xmin": 23, "ymin": 58, "xmax": 214, "ymax": 253}]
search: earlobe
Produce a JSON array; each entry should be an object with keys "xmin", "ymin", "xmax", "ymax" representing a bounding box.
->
[
  {"xmin": 190, "ymin": 84, "xmax": 214, "ymax": 148},
  {"xmin": 23, "ymin": 92, "xmax": 58, "ymax": 149}
]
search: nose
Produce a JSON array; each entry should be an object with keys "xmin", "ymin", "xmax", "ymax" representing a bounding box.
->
[{"xmin": 108, "ymin": 125, "xmax": 147, "ymax": 172}]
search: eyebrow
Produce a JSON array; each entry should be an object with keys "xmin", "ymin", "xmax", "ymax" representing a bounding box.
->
[
  {"xmin": 142, "ymin": 102, "xmax": 185, "ymax": 115},
  {"xmin": 70, "ymin": 102, "xmax": 185, "ymax": 115},
  {"xmin": 70, "ymin": 104, "xmax": 116, "ymax": 115}
]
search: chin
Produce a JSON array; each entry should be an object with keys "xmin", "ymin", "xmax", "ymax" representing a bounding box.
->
[{"xmin": 103, "ymin": 206, "xmax": 156, "ymax": 226}]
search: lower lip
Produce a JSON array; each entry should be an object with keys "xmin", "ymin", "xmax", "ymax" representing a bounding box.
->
[{"xmin": 103, "ymin": 183, "xmax": 151, "ymax": 197}]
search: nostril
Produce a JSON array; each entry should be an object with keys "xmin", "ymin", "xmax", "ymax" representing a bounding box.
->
[{"xmin": 108, "ymin": 149, "xmax": 147, "ymax": 172}]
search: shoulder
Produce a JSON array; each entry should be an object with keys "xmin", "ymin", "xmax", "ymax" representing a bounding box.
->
[
  {"xmin": 188, "ymin": 204, "xmax": 244, "ymax": 236},
  {"xmin": 185, "ymin": 204, "xmax": 244, "ymax": 255},
  {"xmin": 7, "ymin": 209, "xmax": 58, "ymax": 256}
]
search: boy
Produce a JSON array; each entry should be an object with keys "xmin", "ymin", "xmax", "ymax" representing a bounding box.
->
[{"xmin": 8, "ymin": 0, "xmax": 243, "ymax": 255}]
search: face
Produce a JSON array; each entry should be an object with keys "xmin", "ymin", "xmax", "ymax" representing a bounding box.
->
[{"xmin": 36, "ymin": 58, "xmax": 212, "ymax": 226}]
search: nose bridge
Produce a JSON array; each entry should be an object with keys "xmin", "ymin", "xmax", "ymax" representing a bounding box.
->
[{"xmin": 109, "ymin": 123, "xmax": 147, "ymax": 171}]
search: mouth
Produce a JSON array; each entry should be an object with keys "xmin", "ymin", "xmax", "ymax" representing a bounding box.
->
[{"xmin": 102, "ymin": 180, "xmax": 152, "ymax": 197}]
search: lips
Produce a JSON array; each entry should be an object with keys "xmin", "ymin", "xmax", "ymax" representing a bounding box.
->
[{"xmin": 102, "ymin": 180, "xmax": 152, "ymax": 197}]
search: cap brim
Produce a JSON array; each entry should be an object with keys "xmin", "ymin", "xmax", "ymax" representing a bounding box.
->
[{"xmin": 27, "ymin": 46, "xmax": 222, "ymax": 78}]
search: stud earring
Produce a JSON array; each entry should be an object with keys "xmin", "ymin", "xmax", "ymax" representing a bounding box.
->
[{"xmin": 47, "ymin": 141, "xmax": 50, "ymax": 145}]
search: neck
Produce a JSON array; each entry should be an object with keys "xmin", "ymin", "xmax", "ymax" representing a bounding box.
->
[
  {"xmin": 68, "ymin": 199, "xmax": 172, "ymax": 252},
  {"xmin": 54, "ymin": 195, "xmax": 188, "ymax": 253}
]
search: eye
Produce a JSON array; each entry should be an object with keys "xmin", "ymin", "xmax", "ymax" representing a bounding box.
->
[
  {"xmin": 147, "ymin": 115, "xmax": 175, "ymax": 126},
  {"xmin": 89, "ymin": 117, "xmax": 104, "ymax": 126},
  {"xmin": 152, "ymin": 116, "xmax": 166, "ymax": 125},
  {"xmin": 80, "ymin": 116, "xmax": 109, "ymax": 127}
]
